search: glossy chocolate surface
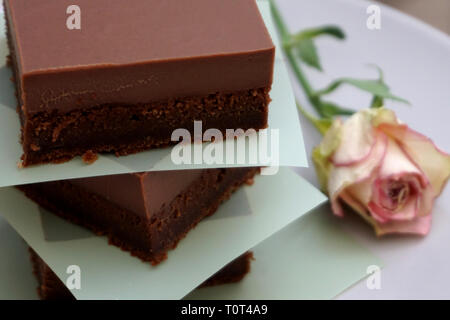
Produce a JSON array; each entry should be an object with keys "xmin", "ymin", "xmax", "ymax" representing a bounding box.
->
[
  {"xmin": 69, "ymin": 170, "xmax": 203, "ymax": 218},
  {"xmin": 5, "ymin": 0, "xmax": 275, "ymax": 115}
]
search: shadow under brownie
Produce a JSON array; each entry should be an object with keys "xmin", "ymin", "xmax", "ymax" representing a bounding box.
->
[
  {"xmin": 29, "ymin": 248, "xmax": 254, "ymax": 300},
  {"xmin": 4, "ymin": 0, "xmax": 275, "ymax": 166},
  {"xmin": 18, "ymin": 168, "xmax": 260, "ymax": 265}
]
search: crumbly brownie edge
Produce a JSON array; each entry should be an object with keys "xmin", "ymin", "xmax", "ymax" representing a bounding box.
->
[
  {"xmin": 146, "ymin": 168, "xmax": 259, "ymax": 264},
  {"xmin": 18, "ymin": 168, "xmax": 260, "ymax": 265},
  {"xmin": 19, "ymin": 88, "xmax": 270, "ymax": 167},
  {"xmin": 29, "ymin": 248, "xmax": 253, "ymax": 300},
  {"xmin": 199, "ymin": 251, "xmax": 254, "ymax": 288},
  {"xmin": 29, "ymin": 248, "xmax": 75, "ymax": 300}
]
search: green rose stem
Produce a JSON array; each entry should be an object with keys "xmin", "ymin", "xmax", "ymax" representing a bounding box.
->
[
  {"xmin": 297, "ymin": 102, "xmax": 331, "ymax": 136},
  {"xmin": 269, "ymin": 0, "xmax": 409, "ymax": 132},
  {"xmin": 269, "ymin": 0, "xmax": 322, "ymax": 116},
  {"xmin": 269, "ymin": 0, "xmax": 353, "ymax": 121},
  {"xmin": 269, "ymin": 1, "xmax": 314, "ymax": 97}
]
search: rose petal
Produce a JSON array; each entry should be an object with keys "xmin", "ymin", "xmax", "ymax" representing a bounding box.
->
[
  {"xmin": 346, "ymin": 170, "xmax": 378, "ymax": 207},
  {"xmin": 379, "ymin": 123, "xmax": 450, "ymax": 197},
  {"xmin": 340, "ymin": 191, "xmax": 376, "ymax": 227},
  {"xmin": 368, "ymin": 195, "xmax": 417, "ymax": 222},
  {"xmin": 319, "ymin": 119, "xmax": 343, "ymax": 157},
  {"xmin": 340, "ymin": 191, "xmax": 387, "ymax": 231},
  {"xmin": 417, "ymin": 184, "xmax": 434, "ymax": 217},
  {"xmin": 367, "ymin": 138, "xmax": 433, "ymax": 222},
  {"xmin": 342, "ymin": 191, "xmax": 431, "ymax": 236},
  {"xmin": 373, "ymin": 215, "xmax": 432, "ymax": 236},
  {"xmin": 371, "ymin": 108, "xmax": 398, "ymax": 126},
  {"xmin": 340, "ymin": 191, "xmax": 368, "ymax": 216},
  {"xmin": 377, "ymin": 138, "xmax": 423, "ymax": 179},
  {"xmin": 313, "ymin": 119, "xmax": 343, "ymax": 192},
  {"xmin": 332, "ymin": 111, "xmax": 376, "ymax": 166},
  {"xmin": 329, "ymin": 131, "xmax": 388, "ymax": 217}
]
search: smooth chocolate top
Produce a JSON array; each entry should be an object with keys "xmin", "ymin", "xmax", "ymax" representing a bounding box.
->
[
  {"xmin": 70, "ymin": 170, "xmax": 203, "ymax": 219},
  {"xmin": 6, "ymin": 0, "xmax": 275, "ymax": 115}
]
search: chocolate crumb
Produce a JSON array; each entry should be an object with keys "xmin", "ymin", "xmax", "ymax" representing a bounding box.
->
[
  {"xmin": 82, "ymin": 150, "xmax": 98, "ymax": 164},
  {"xmin": 245, "ymin": 177, "xmax": 255, "ymax": 186}
]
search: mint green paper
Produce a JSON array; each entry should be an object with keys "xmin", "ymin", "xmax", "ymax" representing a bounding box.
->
[
  {"xmin": 0, "ymin": 2, "xmax": 306, "ymax": 188},
  {"xmin": 0, "ymin": 168, "xmax": 327, "ymax": 299},
  {"xmin": 187, "ymin": 206, "xmax": 382, "ymax": 300},
  {"xmin": 0, "ymin": 204, "xmax": 381, "ymax": 300}
]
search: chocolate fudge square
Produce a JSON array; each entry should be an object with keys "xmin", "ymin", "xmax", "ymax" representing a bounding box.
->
[
  {"xmin": 29, "ymin": 248, "xmax": 254, "ymax": 300},
  {"xmin": 4, "ymin": 0, "xmax": 275, "ymax": 166},
  {"xmin": 19, "ymin": 168, "xmax": 259, "ymax": 264}
]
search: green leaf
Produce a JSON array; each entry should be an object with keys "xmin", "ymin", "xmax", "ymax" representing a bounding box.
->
[
  {"xmin": 370, "ymin": 64, "xmax": 385, "ymax": 82},
  {"xmin": 315, "ymin": 66, "xmax": 410, "ymax": 105},
  {"xmin": 296, "ymin": 39, "xmax": 322, "ymax": 71},
  {"xmin": 293, "ymin": 26, "xmax": 346, "ymax": 41},
  {"xmin": 319, "ymin": 101, "xmax": 355, "ymax": 118},
  {"xmin": 315, "ymin": 78, "xmax": 410, "ymax": 104}
]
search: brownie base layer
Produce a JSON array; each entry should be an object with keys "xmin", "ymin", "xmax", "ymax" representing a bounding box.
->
[
  {"xmin": 29, "ymin": 248, "xmax": 254, "ymax": 300},
  {"xmin": 200, "ymin": 251, "xmax": 254, "ymax": 288},
  {"xmin": 18, "ymin": 168, "xmax": 259, "ymax": 265},
  {"xmin": 6, "ymin": 17, "xmax": 270, "ymax": 167},
  {"xmin": 22, "ymin": 89, "xmax": 270, "ymax": 167}
]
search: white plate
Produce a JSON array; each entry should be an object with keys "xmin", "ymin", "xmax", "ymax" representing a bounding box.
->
[{"xmin": 285, "ymin": 0, "xmax": 450, "ymax": 299}]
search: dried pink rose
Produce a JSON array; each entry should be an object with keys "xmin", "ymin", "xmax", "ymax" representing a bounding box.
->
[{"xmin": 313, "ymin": 108, "xmax": 450, "ymax": 236}]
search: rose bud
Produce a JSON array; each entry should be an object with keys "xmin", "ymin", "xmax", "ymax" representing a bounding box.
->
[{"xmin": 313, "ymin": 108, "xmax": 450, "ymax": 236}]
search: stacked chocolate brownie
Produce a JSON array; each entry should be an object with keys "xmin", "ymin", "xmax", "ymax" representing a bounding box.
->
[
  {"xmin": 19, "ymin": 168, "xmax": 260, "ymax": 265},
  {"xmin": 5, "ymin": 0, "xmax": 274, "ymax": 167},
  {"xmin": 4, "ymin": 0, "xmax": 275, "ymax": 299},
  {"xmin": 30, "ymin": 249, "xmax": 254, "ymax": 300}
]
